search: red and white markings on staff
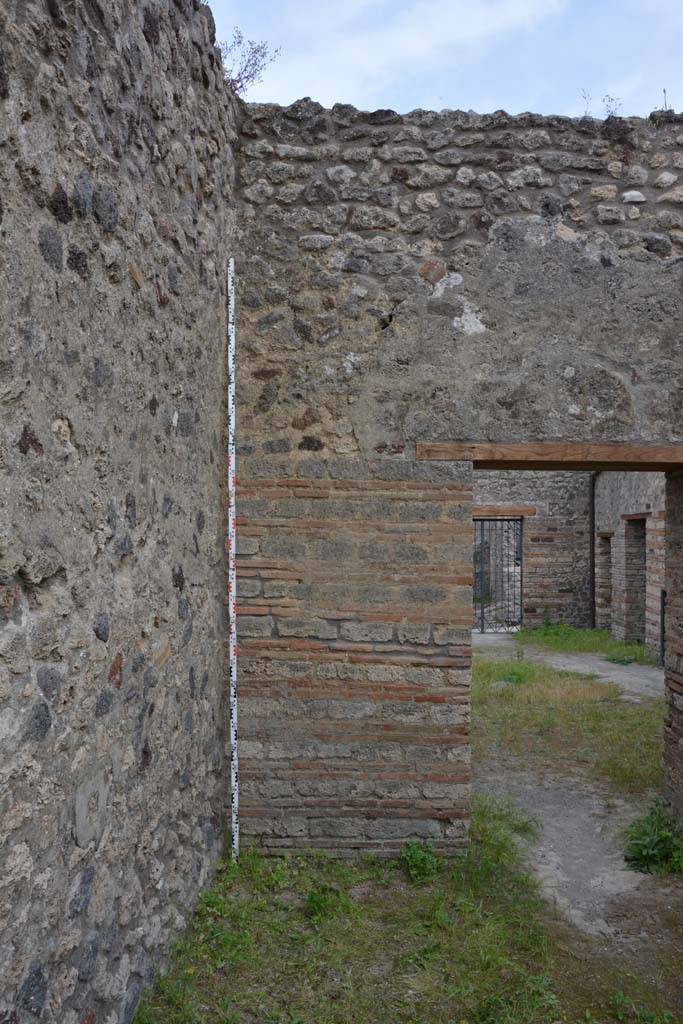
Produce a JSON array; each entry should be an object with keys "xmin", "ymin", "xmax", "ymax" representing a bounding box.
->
[{"xmin": 227, "ymin": 257, "xmax": 239, "ymax": 859}]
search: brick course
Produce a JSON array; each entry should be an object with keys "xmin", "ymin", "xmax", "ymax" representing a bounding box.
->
[
  {"xmin": 664, "ymin": 474, "xmax": 683, "ymax": 816},
  {"xmin": 236, "ymin": 459, "xmax": 473, "ymax": 852},
  {"xmin": 613, "ymin": 518, "xmax": 647, "ymax": 642},
  {"xmin": 595, "ymin": 472, "xmax": 666, "ymax": 651},
  {"xmin": 595, "ymin": 534, "xmax": 613, "ymax": 630}
]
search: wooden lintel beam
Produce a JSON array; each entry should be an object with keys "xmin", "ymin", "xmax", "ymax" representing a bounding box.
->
[
  {"xmin": 416, "ymin": 442, "xmax": 683, "ymax": 472},
  {"xmin": 621, "ymin": 511, "xmax": 652, "ymax": 520},
  {"xmin": 472, "ymin": 505, "xmax": 537, "ymax": 517}
]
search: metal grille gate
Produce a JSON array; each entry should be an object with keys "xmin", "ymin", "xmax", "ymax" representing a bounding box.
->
[{"xmin": 473, "ymin": 517, "xmax": 523, "ymax": 632}]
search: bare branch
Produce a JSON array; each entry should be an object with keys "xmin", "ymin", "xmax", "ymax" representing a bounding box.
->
[{"xmin": 220, "ymin": 27, "xmax": 281, "ymax": 96}]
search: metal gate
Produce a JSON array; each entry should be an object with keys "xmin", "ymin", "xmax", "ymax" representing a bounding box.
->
[{"xmin": 473, "ymin": 517, "xmax": 523, "ymax": 632}]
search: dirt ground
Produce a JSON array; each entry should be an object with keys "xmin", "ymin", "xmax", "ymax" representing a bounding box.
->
[
  {"xmin": 473, "ymin": 634, "xmax": 683, "ymax": 1015},
  {"xmin": 474, "ymin": 631, "xmax": 664, "ymax": 697}
]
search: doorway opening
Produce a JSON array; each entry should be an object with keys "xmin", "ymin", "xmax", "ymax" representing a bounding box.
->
[
  {"xmin": 620, "ymin": 517, "xmax": 647, "ymax": 644},
  {"xmin": 473, "ymin": 517, "xmax": 523, "ymax": 633},
  {"xmin": 456, "ymin": 453, "xmax": 675, "ymax": 992}
]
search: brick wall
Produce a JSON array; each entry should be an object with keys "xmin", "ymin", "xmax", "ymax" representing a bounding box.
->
[
  {"xmin": 645, "ymin": 514, "xmax": 667, "ymax": 653},
  {"xmin": 595, "ymin": 535, "xmax": 613, "ymax": 630},
  {"xmin": 664, "ymin": 473, "xmax": 683, "ymax": 816},
  {"xmin": 595, "ymin": 472, "xmax": 666, "ymax": 651},
  {"xmin": 474, "ymin": 471, "xmax": 592, "ymax": 628},
  {"xmin": 236, "ymin": 457, "xmax": 473, "ymax": 853},
  {"xmin": 613, "ymin": 519, "xmax": 647, "ymax": 642}
]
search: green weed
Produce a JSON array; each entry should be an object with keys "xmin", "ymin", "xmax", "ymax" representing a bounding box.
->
[
  {"xmin": 400, "ymin": 838, "xmax": 442, "ymax": 884},
  {"xmin": 607, "ymin": 993, "xmax": 674, "ymax": 1024},
  {"xmin": 501, "ymin": 665, "xmax": 529, "ymax": 684},
  {"xmin": 624, "ymin": 799, "xmax": 683, "ymax": 874}
]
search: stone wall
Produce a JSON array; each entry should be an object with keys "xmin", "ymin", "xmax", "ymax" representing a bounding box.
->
[
  {"xmin": 595, "ymin": 472, "xmax": 666, "ymax": 650},
  {"xmin": 238, "ymin": 98, "xmax": 683, "ymax": 452},
  {"xmin": 473, "ymin": 471, "xmax": 592, "ymax": 628},
  {"xmin": 1, "ymin": 1, "xmax": 236, "ymax": 1019},
  {"xmin": 235, "ymin": 98, "xmax": 683, "ymax": 852}
]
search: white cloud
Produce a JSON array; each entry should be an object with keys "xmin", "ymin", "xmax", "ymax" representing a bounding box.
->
[{"xmin": 245, "ymin": 0, "xmax": 569, "ymax": 108}]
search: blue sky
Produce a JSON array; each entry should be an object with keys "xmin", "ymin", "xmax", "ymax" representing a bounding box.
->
[{"xmin": 210, "ymin": 0, "xmax": 683, "ymax": 117}]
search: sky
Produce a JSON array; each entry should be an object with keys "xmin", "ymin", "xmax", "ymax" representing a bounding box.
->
[{"xmin": 210, "ymin": 0, "xmax": 683, "ymax": 117}]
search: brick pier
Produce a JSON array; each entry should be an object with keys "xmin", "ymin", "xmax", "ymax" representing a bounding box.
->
[
  {"xmin": 664, "ymin": 473, "xmax": 683, "ymax": 816},
  {"xmin": 235, "ymin": 458, "xmax": 473, "ymax": 853}
]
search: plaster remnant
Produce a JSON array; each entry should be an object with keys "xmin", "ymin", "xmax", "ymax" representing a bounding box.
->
[
  {"xmin": 452, "ymin": 301, "xmax": 486, "ymax": 335},
  {"xmin": 74, "ymin": 772, "xmax": 111, "ymax": 849},
  {"xmin": 433, "ymin": 271, "xmax": 464, "ymax": 297}
]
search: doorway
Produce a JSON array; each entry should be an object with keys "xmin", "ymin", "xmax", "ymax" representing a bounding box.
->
[
  {"xmin": 622, "ymin": 517, "xmax": 647, "ymax": 644},
  {"xmin": 473, "ymin": 517, "xmax": 523, "ymax": 632}
]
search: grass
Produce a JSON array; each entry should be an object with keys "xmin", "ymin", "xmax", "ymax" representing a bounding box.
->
[
  {"xmin": 473, "ymin": 657, "xmax": 665, "ymax": 794},
  {"xmin": 134, "ymin": 656, "xmax": 677, "ymax": 1024},
  {"xmin": 515, "ymin": 624, "xmax": 660, "ymax": 667},
  {"xmin": 135, "ymin": 795, "xmax": 553, "ymax": 1024},
  {"xmin": 134, "ymin": 795, "xmax": 675, "ymax": 1024}
]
